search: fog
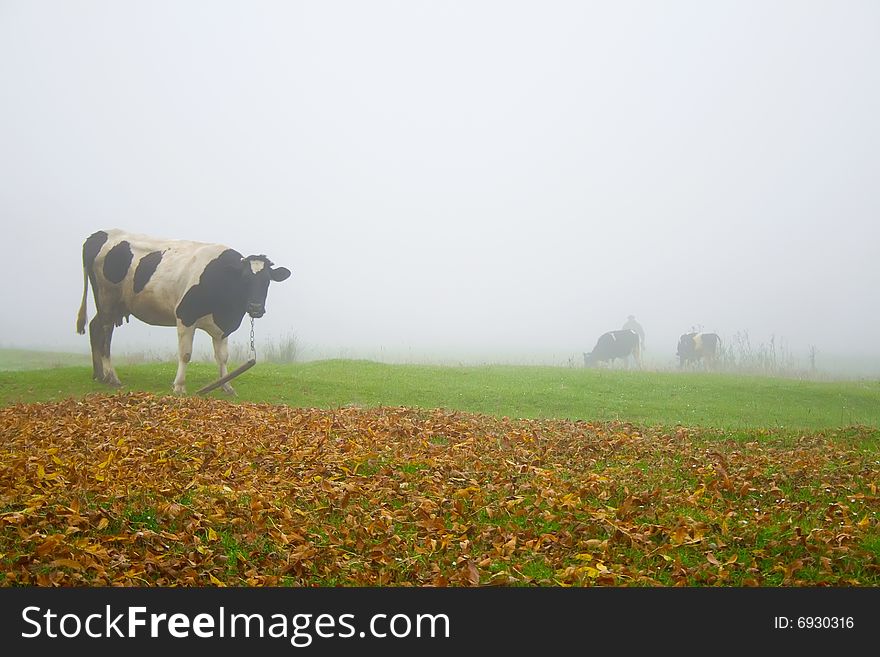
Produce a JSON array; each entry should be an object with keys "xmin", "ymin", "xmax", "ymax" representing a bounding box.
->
[{"xmin": 2, "ymin": 1, "xmax": 879, "ymax": 374}]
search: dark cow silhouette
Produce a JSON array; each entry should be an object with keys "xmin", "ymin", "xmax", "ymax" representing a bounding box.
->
[
  {"xmin": 677, "ymin": 332, "xmax": 721, "ymax": 369},
  {"xmin": 76, "ymin": 229, "xmax": 291, "ymax": 394},
  {"xmin": 583, "ymin": 329, "xmax": 642, "ymax": 368}
]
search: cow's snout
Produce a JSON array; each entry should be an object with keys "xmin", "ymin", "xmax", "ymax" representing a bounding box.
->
[{"xmin": 247, "ymin": 304, "xmax": 265, "ymax": 318}]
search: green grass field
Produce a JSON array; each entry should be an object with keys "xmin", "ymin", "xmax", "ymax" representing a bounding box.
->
[{"xmin": 1, "ymin": 349, "xmax": 878, "ymax": 430}]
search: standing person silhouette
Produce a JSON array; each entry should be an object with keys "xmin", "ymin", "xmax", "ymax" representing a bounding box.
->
[{"xmin": 622, "ymin": 315, "xmax": 645, "ymax": 350}]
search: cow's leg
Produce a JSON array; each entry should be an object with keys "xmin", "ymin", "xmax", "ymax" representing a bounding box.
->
[
  {"xmin": 100, "ymin": 321, "xmax": 122, "ymax": 386},
  {"xmin": 211, "ymin": 334, "xmax": 236, "ymax": 395},
  {"xmin": 90, "ymin": 317, "xmax": 121, "ymax": 385},
  {"xmin": 173, "ymin": 322, "xmax": 195, "ymax": 394},
  {"xmin": 88, "ymin": 317, "xmax": 105, "ymax": 381}
]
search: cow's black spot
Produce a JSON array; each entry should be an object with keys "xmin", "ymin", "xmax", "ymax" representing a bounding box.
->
[
  {"xmin": 83, "ymin": 231, "xmax": 108, "ymax": 274},
  {"xmin": 176, "ymin": 249, "xmax": 248, "ymax": 335},
  {"xmin": 83, "ymin": 230, "xmax": 108, "ymax": 290},
  {"xmin": 133, "ymin": 250, "xmax": 163, "ymax": 293},
  {"xmin": 103, "ymin": 240, "xmax": 133, "ymax": 284}
]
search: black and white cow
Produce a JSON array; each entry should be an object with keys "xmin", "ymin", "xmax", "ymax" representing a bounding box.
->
[
  {"xmin": 583, "ymin": 329, "xmax": 642, "ymax": 368},
  {"xmin": 76, "ymin": 229, "xmax": 291, "ymax": 394},
  {"xmin": 676, "ymin": 332, "xmax": 721, "ymax": 369}
]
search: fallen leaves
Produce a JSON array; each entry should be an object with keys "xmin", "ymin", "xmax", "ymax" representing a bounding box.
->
[{"xmin": 0, "ymin": 393, "xmax": 878, "ymax": 586}]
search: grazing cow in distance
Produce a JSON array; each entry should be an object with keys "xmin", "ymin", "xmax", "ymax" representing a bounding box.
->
[
  {"xmin": 583, "ymin": 329, "xmax": 642, "ymax": 369},
  {"xmin": 76, "ymin": 229, "xmax": 291, "ymax": 394},
  {"xmin": 677, "ymin": 332, "xmax": 721, "ymax": 369}
]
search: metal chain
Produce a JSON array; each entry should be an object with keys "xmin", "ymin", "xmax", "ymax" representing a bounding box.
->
[{"xmin": 249, "ymin": 316, "xmax": 257, "ymax": 361}]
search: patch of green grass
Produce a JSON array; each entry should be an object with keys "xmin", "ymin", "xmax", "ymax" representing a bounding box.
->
[
  {"xmin": 859, "ymin": 534, "xmax": 880, "ymax": 555},
  {"xmin": 125, "ymin": 506, "xmax": 159, "ymax": 532},
  {"xmin": 517, "ymin": 559, "xmax": 555, "ymax": 583},
  {"xmin": 218, "ymin": 531, "xmax": 245, "ymax": 574},
  {"xmin": 355, "ymin": 461, "xmax": 381, "ymax": 477}
]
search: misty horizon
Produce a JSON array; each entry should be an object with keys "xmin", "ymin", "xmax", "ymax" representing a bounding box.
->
[{"xmin": 2, "ymin": 2, "xmax": 878, "ymax": 377}]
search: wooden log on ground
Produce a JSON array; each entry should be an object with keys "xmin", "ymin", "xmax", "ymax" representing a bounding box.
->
[{"xmin": 196, "ymin": 359, "xmax": 257, "ymax": 395}]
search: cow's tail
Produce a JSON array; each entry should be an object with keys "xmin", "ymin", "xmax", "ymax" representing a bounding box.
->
[{"xmin": 76, "ymin": 261, "xmax": 89, "ymax": 335}]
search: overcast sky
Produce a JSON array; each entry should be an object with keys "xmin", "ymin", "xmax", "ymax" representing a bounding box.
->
[{"xmin": 1, "ymin": 1, "xmax": 878, "ymax": 368}]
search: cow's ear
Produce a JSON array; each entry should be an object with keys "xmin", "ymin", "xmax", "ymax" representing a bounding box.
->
[{"xmin": 271, "ymin": 266, "xmax": 291, "ymax": 282}]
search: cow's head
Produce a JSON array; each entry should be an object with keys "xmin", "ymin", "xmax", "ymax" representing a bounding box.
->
[
  {"xmin": 240, "ymin": 255, "xmax": 291, "ymax": 318},
  {"xmin": 583, "ymin": 351, "xmax": 597, "ymax": 368}
]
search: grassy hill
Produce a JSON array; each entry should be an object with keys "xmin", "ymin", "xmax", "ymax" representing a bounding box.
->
[{"xmin": 1, "ymin": 352, "xmax": 878, "ymax": 430}]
